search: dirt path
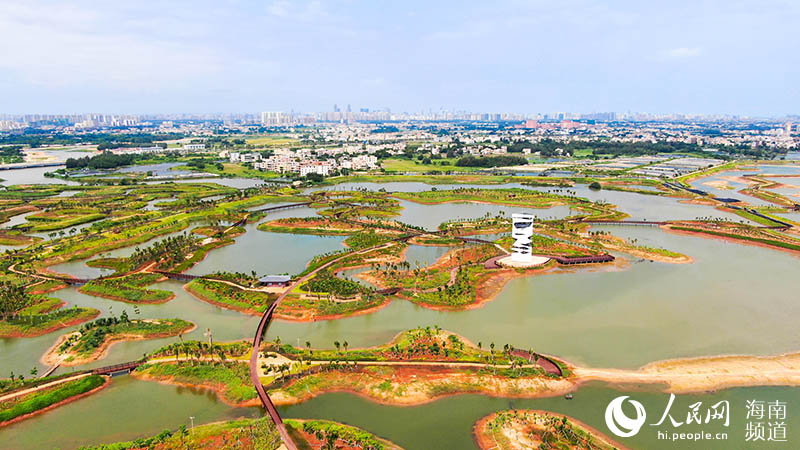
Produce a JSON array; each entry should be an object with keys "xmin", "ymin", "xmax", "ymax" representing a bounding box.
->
[{"xmin": 0, "ymin": 373, "xmax": 90, "ymax": 402}]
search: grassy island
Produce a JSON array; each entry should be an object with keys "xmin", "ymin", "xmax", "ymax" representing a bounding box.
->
[
  {"xmin": 184, "ymin": 278, "xmax": 277, "ymax": 314},
  {"xmin": 0, "ymin": 374, "xmax": 108, "ymax": 427},
  {"xmin": 79, "ymin": 273, "xmax": 174, "ymax": 304},
  {"xmin": 134, "ymin": 361, "xmax": 257, "ymax": 406},
  {"xmin": 474, "ymin": 410, "xmax": 625, "ymax": 450},
  {"xmin": 286, "ymin": 419, "xmax": 403, "ymax": 450},
  {"xmin": 77, "ymin": 416, "xmax": 282, "ymax": 450},
  {"xmin": 261, "ymin": 327, "xmax": 569, "ymax": 405},
  {"xmin": 45, "ymin": 315, "xmax": 194, "ymax": 366},
  {"xmin": 0, "ymin": 285, "xmax": 99, "ymax": 337}
]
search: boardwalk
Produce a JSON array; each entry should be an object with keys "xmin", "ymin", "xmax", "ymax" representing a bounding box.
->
[{"xmin": 248, "ymin": 240, "xmax": 396, "ymax": 450}]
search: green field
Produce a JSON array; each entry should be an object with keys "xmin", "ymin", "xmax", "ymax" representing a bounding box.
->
[
  {"xmin": 381, "ymin": 158, "xmax": 479, "ymax": 173},
  {"xmin": 244, "ymin": 136, "xmax": 299, "ymax": 147}
]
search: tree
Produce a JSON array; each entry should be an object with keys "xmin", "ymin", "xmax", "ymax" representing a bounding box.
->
[{"xmin": 30, "ymin": 367, "xmax": 38, "ymax": 377}]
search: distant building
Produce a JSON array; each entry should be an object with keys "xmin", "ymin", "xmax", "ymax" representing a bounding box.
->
[
  {"xmin": 261, "ymin": 111, "xmax": 290, "ymax": 126},
  {"xmin": 259, "ymin": 275, "xmax": 291, "ymax": 287},
  {"xmin": 183, "ymin": 143, "xmax": 205, "ymax": 151}
]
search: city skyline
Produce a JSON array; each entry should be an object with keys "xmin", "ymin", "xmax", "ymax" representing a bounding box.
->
[{"xmin": 2, "ymin": 0, "xmax": 799, "ymax": 115}]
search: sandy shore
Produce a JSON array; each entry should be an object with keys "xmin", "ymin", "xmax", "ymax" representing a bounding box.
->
[
  {"xmin": 42, "ymin": 323, "xmax": 196, "ymax": 367},
  {"xmin": 573, "ymin": 352, "xmax": 800, "ymax": 393}
]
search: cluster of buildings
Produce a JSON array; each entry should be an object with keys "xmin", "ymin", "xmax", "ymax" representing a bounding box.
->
[
  {"xmin": 630, "ymin": 157, "xmax": 724, "ymax": 178},
  {"xmin": 223, "ymin": 149, "xmax": 378, "ymax": 176}
]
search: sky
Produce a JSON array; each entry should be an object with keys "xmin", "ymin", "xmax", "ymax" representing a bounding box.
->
[{"xmin": 1, "ymin": 0, "xmax": 799, "ymax": 115}]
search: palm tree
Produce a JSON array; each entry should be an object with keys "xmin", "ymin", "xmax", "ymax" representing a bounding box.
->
[
  {"xmin": 342, "ymin": 341, "xmax": 348, "ymax": 352},
  {"xmin": 334, "ymin": 341, "xmax": 341, "ymax": 352}
]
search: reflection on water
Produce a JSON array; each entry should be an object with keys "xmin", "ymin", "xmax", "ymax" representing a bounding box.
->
[
  {"xmin": 0, "ymin": 376, "xmax": 260, "ymax": 450},
  {"xmin": 281, "ymin": 384, "xmax": 800, "ymax": 450},
  {"xmin": 269, "ymin": 226, "xmax": 800, "ymax": 369},
  {"xmin": 1, "ymin": 279, "xmax": 263, "ymax": 376}
]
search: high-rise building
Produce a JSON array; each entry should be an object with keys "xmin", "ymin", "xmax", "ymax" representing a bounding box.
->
[
  {"xmin": 511, "ymin": 213, "xmax": 534, "ymax": 263},
  {"xmin": 261, "ymin": 111, "xmax": 289, "ymax": 126}
]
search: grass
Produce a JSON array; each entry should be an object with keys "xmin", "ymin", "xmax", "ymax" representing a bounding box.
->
[
  {"xmin": 0, "ymin": 302, "xmax": 99, "ymax": 338},
  {"xmin": 185, "ymin": 279, "xmax": 276, "ymax": 313},
  {"xmin": 0, "ymin": 375, "xmax": 106, "ymax": 424},
  {"xmin": 79, "ymin": 273, "xmax": 174, "ymax": 304},
  {"xmin": 382, "ymin": 158, "xmax": 479, "ymax": 173},
  {"xmin": 135, "ymin": 361, "xmax": 256, "ymax": 404},
  {"xmin": 286, "ymin": 419, "xmax": 393, "ymax": 450},
  {"xmin": 78, "ymin": 416, "xmax": 281, "ymax": 450},
  {"xmin": 244, "ymin": 135, "xmax": 299, "ymax": 147},
  {"xmin": 59, "ymin": 318, "xmax": 194, "ymax": 361},
  {"xmin": 277, "ymin": 293, "xmax": 385, "ymax": 319},
  {"xmin": 671, "ymin": 226, "xmax": 800, "ymax": 252},
  {"xmin": 271, "ymin": 326, "xmax": 525, "ymax": 365}
]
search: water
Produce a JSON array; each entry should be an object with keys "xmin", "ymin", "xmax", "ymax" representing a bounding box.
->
[
  {"xmin": 1, "ymin": 280, "xmax": 262, "ymax": 375},
  {"xmin": 268, "ymin": 226, "xmax": 800, "ymax": 369},
  {"xmin": 146, "ymin": 177, "xmax": 264, "ymax": 189},
  {"xmin": 688, "ymin": 170, "xmax": 773, "ymax": 206},
  {"xmin": 4, "ymin": 181, "xmax": 800, "ymax": 448},
  {"xmin": 116, "ymin": 162, "xmax": 195, "ymax": 177},
  {"xmin": 2, "ymin": 210, "xmax": 37, "ymax": 229},
  {"xmin": 185, "ymin": 209, "xmax": 346, "ymax": 277},
  {"xmin": 0, "ymin": 375, "xmax": 260, "ymax": 450},
  {"xmin": 394, "ymin": 200, "xmax": 573, "ymax": 231},
  {"xmin": 0, "ymin": 166, "xmax": 78, "ymax": 185},
  {"xmin": 281, "ymin": 384, "xmax": 800, "ymax": 450}
]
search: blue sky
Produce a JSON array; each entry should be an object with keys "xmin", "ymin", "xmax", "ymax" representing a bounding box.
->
[{"xmin": 1, "ymin": 0, "xmax": 798, "ymax": 115}]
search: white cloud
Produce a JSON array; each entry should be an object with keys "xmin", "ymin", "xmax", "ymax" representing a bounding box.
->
[{"xmin": 666, "ymin": 47, "xmax": 703, "ymax": 58}]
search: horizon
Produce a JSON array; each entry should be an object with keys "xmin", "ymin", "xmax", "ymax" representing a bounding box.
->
[{"xmin": 2, "ymin": 0, "xmax": 799, "ymax": 116}]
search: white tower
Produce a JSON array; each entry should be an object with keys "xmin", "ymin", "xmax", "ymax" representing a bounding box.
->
[{"xmin": 511, "ymin": 213, "xmax": 534, "ymax": 263}]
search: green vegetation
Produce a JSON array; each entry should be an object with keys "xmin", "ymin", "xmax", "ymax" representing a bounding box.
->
[
  {"xmin": 78, "ymin": 417, "xmax": 281, "ymax": 450},
  {"xmin": 393, "ymin": 187, "xmax": 588, "ymax": 213},
  {"xmin": 479, "ymin": 410, "xmax": 619, "ymax": 450},
  {"xmin": 343, "ymin": 230, "xmax": 395, "ymax": 249},
  {"xmin": 382, "ymin": 157, "xmax": 478, "ymax": 173},
  {"xmin": 135, "ymin": 361, "xmax": 256, "ymax": 404},
  {"xmin": 185, "ymin": 278, "xmax": 276, "ymax": 313},
  {"xmin": 65, "ymin": 152, "xmax": 138, "ymax": 169},
  {"xmin": 271, "ymin": 326, "xmax": 528, "ymax": 366},
  {"xmin": 79, "ymin": 273, "xmax": 173, "ymax": 303},
  {"xmin": 55, "ymin": 315, "xmax": 194, "ymax": 362},
  {"xmin": 0, "ymin": 303, "xmax": 99, "ymax": 338},
  {"xmin": 302, "ymin": 269, "xmax": 365, "ymax": 297},
  {"xmin": 456, "ymin": 155, "xmax": 527, "ymax": 168},
  {"xmin": 287, "ymin": 419, "xmax": 392, "ymax": 450},
  {"xmin": 277, "ymin": 292, "xmax": 387, "ymax": 320},
  {"xmin": 671, "ymin": 226, "xmax": 800, "ymax": 252},
  {"xmin": 0, "ymin": 282, "xmax": 99, "ymax": 337},
  {"xmin": 0, "ymin": 375, "xmax": 106, "ymax": 424}
]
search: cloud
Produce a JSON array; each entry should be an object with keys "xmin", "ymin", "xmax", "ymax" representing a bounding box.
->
[{"xmin": 666, "ymin": 47, "xmax": 703, "ymax": 58}]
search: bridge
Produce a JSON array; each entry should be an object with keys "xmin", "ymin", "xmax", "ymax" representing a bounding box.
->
[
  {"xmin": 509, "ymin": 349, "xmax": 563, "ymax": 376},
  {"xmin": 0, "ymin": 161, "xmax": 65, "ymax": 170},
  {"xmin": 582, "ymin": 220, "xmax": 667, "ymax": 226},
  {"xmin": 91, "ymin": 360, "xmax": 144, "ymax": 376},
  {"xmin": 151, "ymin": 270, "xmax": 200, "ymax": 281},
  {"xmin": 248, "ymin": 201, "xmax": 312, "ymax": 214}
]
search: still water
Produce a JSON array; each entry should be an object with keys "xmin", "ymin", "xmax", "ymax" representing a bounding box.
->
[
  {"xmin": 269, "ymin": 226, "xmax": 800, "ymax": 369},
  {"xmin": 281, "ymin": 383, "xmax": 800, "ymax": 450}
]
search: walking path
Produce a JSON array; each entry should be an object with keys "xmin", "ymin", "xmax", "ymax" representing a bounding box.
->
[{"xmin": 0, "ymin": 373, "xmax": 90, "ymax": 403}]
